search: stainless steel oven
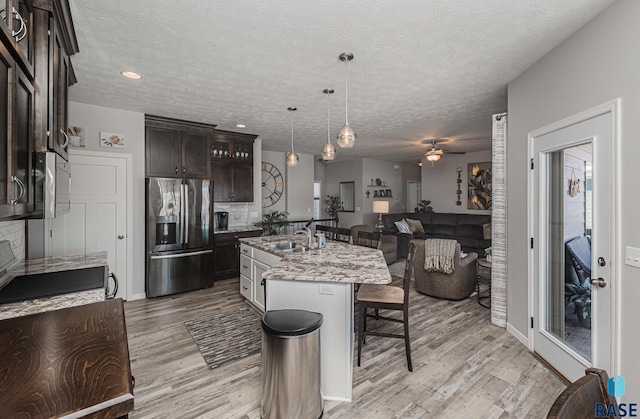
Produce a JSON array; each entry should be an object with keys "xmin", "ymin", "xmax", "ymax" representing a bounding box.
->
[{"xmin": 31, "ymin": 152, "xmax": 71, "ymax": 219}]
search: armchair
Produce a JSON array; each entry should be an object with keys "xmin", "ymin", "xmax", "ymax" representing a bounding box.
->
[{"xmin": 410, "ymin": 239, "xmax": 478, "ymax": 300}]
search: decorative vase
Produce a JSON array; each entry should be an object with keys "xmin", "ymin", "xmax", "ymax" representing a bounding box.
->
[{"xmin": 486, "ymin": 255, "xmax": 492, "ymax": 263}]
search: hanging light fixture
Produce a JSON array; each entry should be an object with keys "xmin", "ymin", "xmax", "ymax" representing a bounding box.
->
[
  {"xmin": 336, "ymin": 52, "xmax": 356, "ymax": 148},
  {"xmin": 286, "ymin": 107, "xmax": 299, "ymax": 167},
  {"xmin": 321, "ymin": 88, "xmax": 336, "ymax": 160}
]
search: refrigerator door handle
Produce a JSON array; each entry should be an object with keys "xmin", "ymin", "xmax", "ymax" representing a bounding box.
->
[
  {"xmin": 184, "ymin": 183, "xmax": 189, "ymax": 244},
  {"xmin": 180, "ymin": 182, "xmax": 185, "ymax": 244},
  {"xmin": 150, "ymin": 249, "xmax": 213, "ymax": 260}
]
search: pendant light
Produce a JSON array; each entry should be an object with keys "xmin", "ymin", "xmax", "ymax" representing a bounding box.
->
[
  {"xmin": 321, "ymin": 88, "xmax": 336, "ymax": 160},
  {"xmin": 336, "ymin": 52, "xmax": 356, "ymax": 148},
  {"xmin": 286, "ymin": 107, "xmax": 299, "ymax": 167}
]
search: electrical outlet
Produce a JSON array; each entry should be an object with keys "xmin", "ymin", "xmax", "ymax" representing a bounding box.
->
[
  {"xmin": 318, "ymin": 284, "xmax": 335, "ymax": 295},
  {"xmin": 250, "ymin": 212, "xmax": 258, "ymax": 218},
  {"xmin": 625, "ymin": 246, "xmax": 640, "ymax": 268}
]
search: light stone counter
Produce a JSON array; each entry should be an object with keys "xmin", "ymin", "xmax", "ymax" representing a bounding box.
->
[
  {"xmin": 0, "ymin": 252, "xmax": 109, "ymax": 320},
  {"xmin": 240, "ymin": 234, "xmax": 391, "ymax": 284}
]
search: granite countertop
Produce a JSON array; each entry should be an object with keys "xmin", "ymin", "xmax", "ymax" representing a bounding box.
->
[
  {"xmin": 240, "ymin": 235, "xmax": 391, "ymax": 285},
  {"xmin": 8, "ymin": 252, "xmax": 109, "ymax": 278},
  {"xmin": 214, "ymin": 225, "xmax": 263, "ymax": 234}
]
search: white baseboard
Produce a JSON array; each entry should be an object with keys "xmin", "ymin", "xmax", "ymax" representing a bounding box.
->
[
  {"xmin": 128, "ymin": 292, "xmax": 146, "ymax": 301},
  {"xmin": 507, "ymin": 322, "xmax": 528, "ymax": 347}
]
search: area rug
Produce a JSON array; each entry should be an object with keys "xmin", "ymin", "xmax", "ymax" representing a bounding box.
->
[{"xmin": 185, "ymin": 306, "xmax": 262, "ymax": 370}]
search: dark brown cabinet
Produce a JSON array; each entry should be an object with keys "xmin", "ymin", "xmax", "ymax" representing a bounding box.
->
[
  {"xmin": 145, "ymin": 116, "xmax": 215, "ymax": 179},
  {"xmin": 209, "ymin": 131, "xmax": 256, "ymax": 203},
  {"xmin": 32, "ymin": 1, "xmax": 78, "ymax": 161},
  {"xmin": 0, "ymin": 33, "xmax": 33, "ymax": 218},
  {"xmin": 213, "ymin": 230, "xmax": 262, "ymax": 280}
]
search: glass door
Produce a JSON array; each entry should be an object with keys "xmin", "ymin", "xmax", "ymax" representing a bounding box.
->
[{"xmin": 532, "ymin": 112, "xmax": 612, "ymax": 381}]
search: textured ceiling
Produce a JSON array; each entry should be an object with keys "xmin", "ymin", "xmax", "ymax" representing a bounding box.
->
[{"xmin": 67, "ymin": 0, "xmax": 614, "ymax": 162}]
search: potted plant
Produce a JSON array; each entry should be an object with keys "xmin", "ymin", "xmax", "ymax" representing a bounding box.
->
[
  {"xmin": 565, "ymin": 278, "xmax": 592, "ymax": 328},
  {"xmin": 414, "ymin": 200, "xmax": 433, "ymax": 213},
  {"xmin": 484, "ymin": 247, "xmax": 492, "ymax": 262},
  {"xmin": 325, "ymin": 195, "xmax": 342, "ymax": 227},
  {"xmin": 254, "ymin": 210, "xmax": 290, "ymax": 236}
]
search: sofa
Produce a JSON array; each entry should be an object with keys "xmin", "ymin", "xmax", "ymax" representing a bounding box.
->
[
  {"xmin": 382, "ymin": 212, "xmax": 491, "ymax": 259},
  {"xmin": 410, "ymin": 239, "xmax": 478, "ymax": 300},
  {"xmin": 350, "ymin": 224, "xmax": 398, "ymax": 265}
]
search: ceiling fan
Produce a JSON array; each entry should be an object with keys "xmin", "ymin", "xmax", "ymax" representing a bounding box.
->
[{"xmin": 421, "ymin": 139, "xmax": 465, "ymax": 167}]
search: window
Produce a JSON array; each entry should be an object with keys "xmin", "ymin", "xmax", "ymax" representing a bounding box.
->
[{"xmin": 313, "ymin": 181, "xmax": 321, "ymax": 219}]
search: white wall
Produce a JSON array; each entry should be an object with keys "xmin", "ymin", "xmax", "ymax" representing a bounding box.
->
[
  {"xmin": 0, "ymin": 220, "xmax": 25, "ymax": 261},
  {"xmin": 324, "ymin": 159, "xmax": 363, "ymax": 228},
  {"xmin": 66, "ymin": 102, "xmax": 146, "ymax": 298},
  {"xmin": 421, "ymin": 150, "xmax": 492, "ymax": 215},
  {"xmin": 362, "ymin": 159, "xmax": 403, "ymax": 226},
  {"xmin": 286, "ymin": 153, "xmax": 315, "ymax": 220},
  {"xmin": 508, "ymin": 0, "xmax": 639, "ymax": 400}
]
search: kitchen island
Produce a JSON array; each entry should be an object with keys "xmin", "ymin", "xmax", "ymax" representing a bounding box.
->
[{"xmin": 239, "ymin": 234, "xmax": 391, "ymax": 402}]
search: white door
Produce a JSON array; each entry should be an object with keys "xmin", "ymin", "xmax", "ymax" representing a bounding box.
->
[
  {"xmin": 531, "ymin": 111, "xmax": 614, "ymax": 381},
  {"xmin": 50, "ymin": 151, "xmax": 129, "ymax": 300}
]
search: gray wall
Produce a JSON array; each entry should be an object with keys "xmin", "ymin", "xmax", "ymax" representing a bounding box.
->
[
  {"xmin": 362, "ymin": 159, "xmax": 403, "ymax": 226},
  {"xmin": 508, "ymin": 0, "xmax": 640, "ymax": 400},
  {"xmin": 261, "ymin": 150, "xmax": 287, "ymax": 214},
  {"xmin": 0, "ymin": 221, "xmax": 25, "ymax": 261},
  {"xmin": 286, "ymin": 153, "xmax": 315, "ymax": 220},
  {"xmin": 564, "ymin": 147, "xmax": 590, "ymax": 241},
  {"xmin": 324, "ymin": 159, "xmax": 364, "ymax": 228},
  {"xmin": 421, "ymin": 150, "xmax": 492, "ymax": 214}
]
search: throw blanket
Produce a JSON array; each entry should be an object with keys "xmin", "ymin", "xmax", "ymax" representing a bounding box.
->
[{"xmin": 424, "ymin": 239, "xmax": 457, "ymax": 274}]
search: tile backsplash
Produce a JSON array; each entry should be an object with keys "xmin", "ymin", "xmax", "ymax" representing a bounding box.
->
[{"xmin": 0, "ymin": 220, "xmax": 25, "ymax": 261}]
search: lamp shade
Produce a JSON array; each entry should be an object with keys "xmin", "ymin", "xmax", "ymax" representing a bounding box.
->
[
  {"xmin": 372, "ymin": 200, "xmax": 389, "ymax": 214},
  {"xmin": 426, "ymin": 153, "xmax": 441, "ymax": 162}
]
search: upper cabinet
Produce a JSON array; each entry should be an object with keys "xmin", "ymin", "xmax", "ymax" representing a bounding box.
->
[
  {"xmin": 0, "ymin": 0, "xmax": 77, "ymax": 220},
  {"xmin": 145, "ymin": 115, "xmax": 216, "ymax": 179},
  {"xmin": 32, "ymin": 0, "xmax": 78, "ymax": 161},
  {"xmin": 209, "ymin": 131, "xmax": 256, "ymax": 203}
]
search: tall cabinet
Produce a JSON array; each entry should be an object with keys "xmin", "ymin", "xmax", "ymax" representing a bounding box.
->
[{"xmin": 0, "ymin": 0, "xmax": 78, "ymax": 220}]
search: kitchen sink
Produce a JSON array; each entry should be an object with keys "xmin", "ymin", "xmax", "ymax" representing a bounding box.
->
[
  {"xmin": 282, "ymin": 247, "xmax": 306, "ymax": 253},
  {"xmin": 268, "ymin": 241, "xmax": 296, "ymax": 250}
]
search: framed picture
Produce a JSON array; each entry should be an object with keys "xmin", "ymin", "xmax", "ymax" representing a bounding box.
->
[
  {"xmin": 468, "ymin": 162, "xmax": 492, "ymax": 210},
  {"xmin": 378, "ymin": 189, "xmax": 386, "ymax": 197},
  {"xmin": 385, "ymin": 189, "xmax": 392, "ymax": 198},
  {"xmin": 100, "ymin": 131, "xmax": 125, "ymax": 148},
  {"xmin": 67, "ymin": 126, "xmax": 85, "ymax": 147}
]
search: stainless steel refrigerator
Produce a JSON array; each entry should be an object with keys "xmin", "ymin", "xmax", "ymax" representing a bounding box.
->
[{"xmin": 146, "ymin": 178, "xmax": 214, "ymax": 298}]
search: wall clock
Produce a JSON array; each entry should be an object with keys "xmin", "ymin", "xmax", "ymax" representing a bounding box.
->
[{"xmin": 261, "ymin": 162, "xmax": 284, "ymax": 208}]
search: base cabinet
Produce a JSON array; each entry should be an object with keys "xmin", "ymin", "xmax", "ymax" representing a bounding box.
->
[
  {"xmin": 213, "ymin": 230, "xmax": 262, "ymax": 281},
  {"xmin": 238, "ymin": 243, "xmax": 281, "ymax": 313}
]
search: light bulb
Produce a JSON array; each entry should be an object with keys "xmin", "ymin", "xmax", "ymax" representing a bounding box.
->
[
  {"xmin": 286, "ymin": 151, "xmax": 299, "ymax": 166},
  {"xmin": 321, "ymin": 142, "xmax": 336, "ymax": 160},
  {"xmin": 337, "ymin": 123, "xmax": 356, "ymax": 148}
]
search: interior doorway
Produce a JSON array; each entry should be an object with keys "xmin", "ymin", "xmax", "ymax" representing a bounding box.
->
[{"xmin": 407, "ymin": 181, "xmax": 420, "ymax": 212}]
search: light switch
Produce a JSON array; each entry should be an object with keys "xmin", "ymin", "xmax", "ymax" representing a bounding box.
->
[
  {"xmin": 250, "ymin": 212, "xmax": 258, "ymax": 218},
  {"xmin": 625, "ymin": 246, "xmax": 640, "ymax": 268}
]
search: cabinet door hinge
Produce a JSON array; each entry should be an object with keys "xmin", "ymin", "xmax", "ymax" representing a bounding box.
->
[
  {"xmin": 531, "ymin": 316, "xmax": 534, "ymax": 328},
  {"xmin": 530, "ymin": 237, "xmax": 534, "ymax": 249},
  {"xmin": 531, "ymin": 158, "xmax": 534, "ymax": 170}
]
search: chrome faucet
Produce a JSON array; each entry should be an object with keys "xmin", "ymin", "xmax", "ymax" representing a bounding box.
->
[{"xmin": 294, "ymin": 227, "xmax": 312, "ymax": 249}]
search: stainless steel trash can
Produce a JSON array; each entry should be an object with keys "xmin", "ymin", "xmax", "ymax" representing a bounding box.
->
[{"xmin": 261, "ymin": 309, "xmax": 323, "ymax": 419}]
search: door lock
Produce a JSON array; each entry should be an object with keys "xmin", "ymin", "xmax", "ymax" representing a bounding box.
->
[
  {"xmin": 118, "ymin": 235, "xmax": 124, "ymax": 239},
  {"xmin": 590, "ymin": 277, "xmax": 607, "ymax": 288},
  {"xmin": 598, "ymin": 257, "xmax": 606, "ymax": 267}
]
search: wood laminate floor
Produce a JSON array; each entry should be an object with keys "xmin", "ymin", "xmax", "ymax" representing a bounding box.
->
[{"xmin": 124, "ymin": 276, "xmax": 566, "ymax": 419}]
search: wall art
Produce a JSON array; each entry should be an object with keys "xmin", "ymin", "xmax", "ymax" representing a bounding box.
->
[
  {"xmin": 468, "ymin": 162, "xmax": 492, "ymax": 210},
  {"xmin": 100, "ymin": 131, "xmax": 125, "ymax": 148}
]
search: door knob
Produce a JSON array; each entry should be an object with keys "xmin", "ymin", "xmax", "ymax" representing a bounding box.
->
[
  {"xmin": 118, "ymin": 235, "xmax": 125, "ymax": 239},
  {"xmin": 590, "ymin": 277, "xmax": 607, "ymax": 288}
]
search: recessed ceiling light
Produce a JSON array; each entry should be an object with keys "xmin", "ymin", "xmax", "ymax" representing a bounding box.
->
[
  {"xmin": 235, "ymin": 124, "xmax": 246, "ymax": 128},
  {"xmin": 120, "ymin": 71, "xmax": 142, "ymax": 80}
]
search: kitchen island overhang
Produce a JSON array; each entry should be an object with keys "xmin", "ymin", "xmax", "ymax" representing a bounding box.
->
[{"xmin": 240, "ymin": 235, "xmax": 392, "ymax": 402}]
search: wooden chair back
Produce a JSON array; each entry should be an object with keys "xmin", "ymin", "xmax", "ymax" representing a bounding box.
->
[
  {"xmin": 330, "ymin": 227, "xmax": 351, "ymax": 243},
  {"xmin": 356, "ymin": 231, "xmax": 381, "ymax": 249},
  {"xmin": 547, "ymin": 368, "xmax": 618, "ymax": 418}
]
